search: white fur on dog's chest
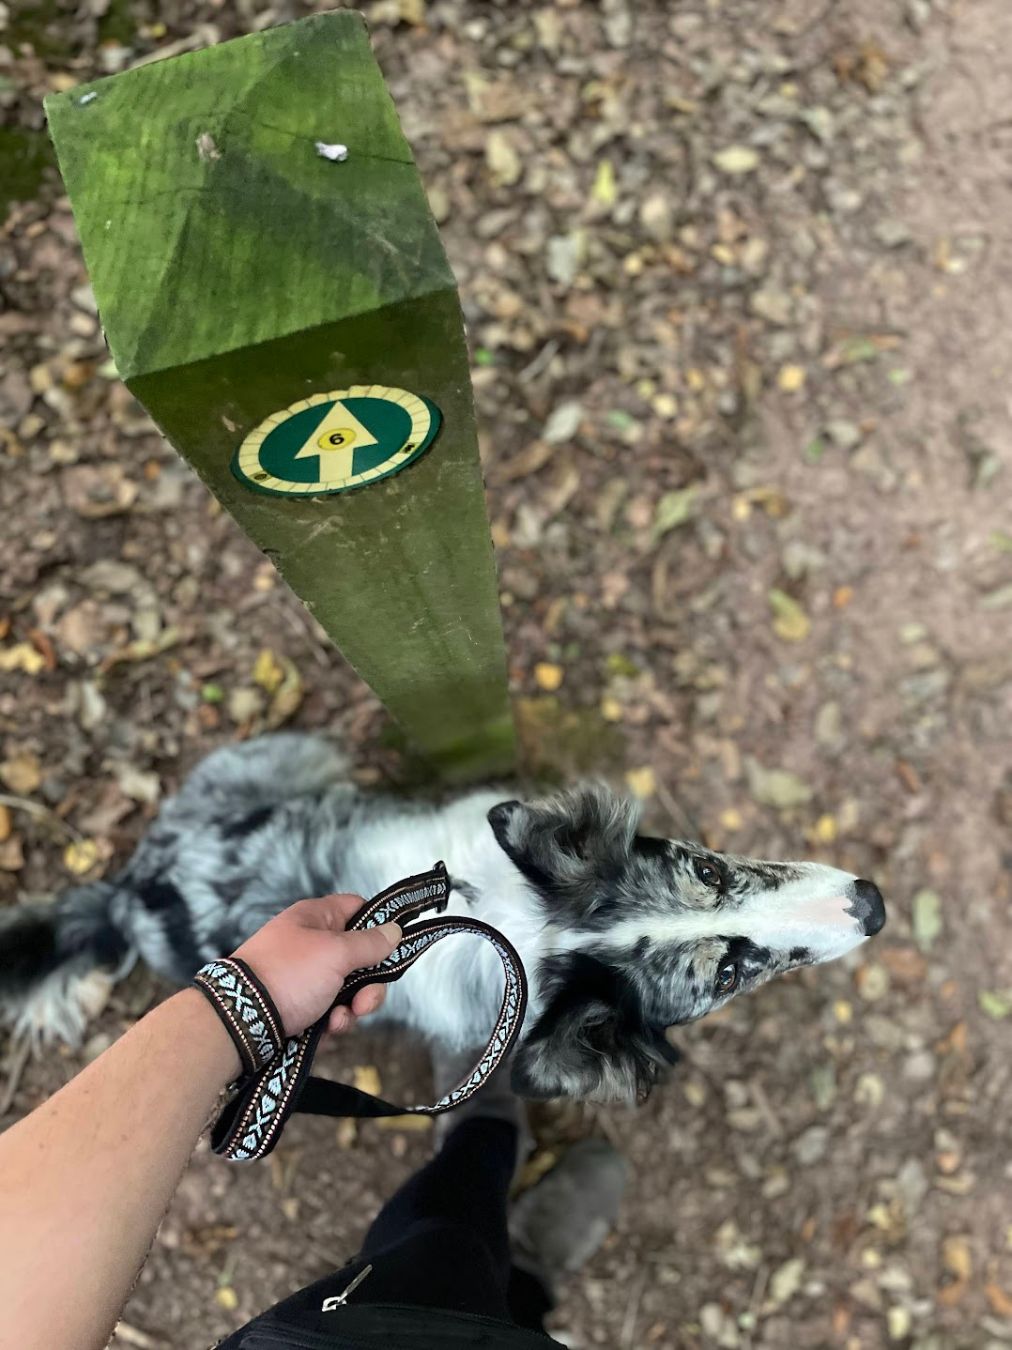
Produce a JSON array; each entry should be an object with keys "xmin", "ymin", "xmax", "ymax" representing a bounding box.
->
[{"xmin": 334, "ymin": 791, "xmax": 551, "ymax": 1050}]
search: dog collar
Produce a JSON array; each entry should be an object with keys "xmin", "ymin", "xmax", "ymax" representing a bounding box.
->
[{"xmin": 209, "ymin": 863, "xmax": 529, "ymax": 1162}]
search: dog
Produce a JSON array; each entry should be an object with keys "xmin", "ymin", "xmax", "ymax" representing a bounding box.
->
[{"xmin": 0, "ymin": 733, "xmax": 885, "ymax": 1103}]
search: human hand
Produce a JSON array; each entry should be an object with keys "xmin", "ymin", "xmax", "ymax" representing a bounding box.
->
[{"xmin": 232, "ymin": 895, "xmax": 401, "ymax": 1038}]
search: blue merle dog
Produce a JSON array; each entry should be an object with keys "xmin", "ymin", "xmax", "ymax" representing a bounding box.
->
[{"xmin": 0, "ymin": 734, "xmax": 885, "ymax": 1102}]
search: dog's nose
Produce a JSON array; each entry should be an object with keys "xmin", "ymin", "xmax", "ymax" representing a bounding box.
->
[{"xmin": 850, "ymin": 879, "xmax": 886, "ymax": 936}]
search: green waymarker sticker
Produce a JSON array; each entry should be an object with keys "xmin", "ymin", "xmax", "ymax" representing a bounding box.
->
[{"xmin": 232, "ymin": 385, "xmax": 441, "ymax": 497}]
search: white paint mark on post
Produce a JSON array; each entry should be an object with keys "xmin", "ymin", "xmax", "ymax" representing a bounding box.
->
[{"xmin": 196, "ymin": 132, "xmax": 221, "ymax": 162}]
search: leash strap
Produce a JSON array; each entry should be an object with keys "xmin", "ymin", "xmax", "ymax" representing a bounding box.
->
[
  {"xmin": 192, "ymin": 957, "xmax": 286, "ymax": 1076},
  {"xmin": 210, "ymin": 864, "xmax": 528, "ymax": 1163}
]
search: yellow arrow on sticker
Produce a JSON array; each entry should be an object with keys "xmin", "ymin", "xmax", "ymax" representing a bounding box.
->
[{"xmin": 294, "ymin": 400, "xmax": 378, "ymax": 483}]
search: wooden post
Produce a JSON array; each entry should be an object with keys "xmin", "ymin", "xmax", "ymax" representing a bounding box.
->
[{"xmin": 45, "ymin": 12, "xmax": 515, "ymax": 779}]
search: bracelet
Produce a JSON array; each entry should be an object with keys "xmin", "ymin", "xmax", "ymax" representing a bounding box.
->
[{"xmin": 192, "ymin": 957, "xmax": 285, "ymax": 1077}]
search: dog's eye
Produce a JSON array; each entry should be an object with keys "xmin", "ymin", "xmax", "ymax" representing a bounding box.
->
[
  {"xmin": 715, "ymin": 962, "xmax": 738, "ymax": 995},
  {"xmin": 693, "ymin": 857, "xmax": 723, "ymax": 888}
]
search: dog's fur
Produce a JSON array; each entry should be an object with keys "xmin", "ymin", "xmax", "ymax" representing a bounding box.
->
[{"xmin": 0, "ymin": 734, "xmax": 885, "ymax": 1103}]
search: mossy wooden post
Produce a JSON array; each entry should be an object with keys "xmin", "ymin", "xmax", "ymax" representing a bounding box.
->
[{"xmin": 45, "ymin": 12, "xmax": 514, "ymax": 779}]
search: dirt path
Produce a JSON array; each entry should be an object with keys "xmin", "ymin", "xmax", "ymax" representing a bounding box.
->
[{"xmin": 1, "ymin": 1, "xmax": 1010, "ymax": 1346}]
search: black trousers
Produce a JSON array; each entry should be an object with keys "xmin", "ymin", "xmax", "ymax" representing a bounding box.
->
[{"xmin": 222, "ymin": 1118, "xmax": 553, "ymax": 1345}]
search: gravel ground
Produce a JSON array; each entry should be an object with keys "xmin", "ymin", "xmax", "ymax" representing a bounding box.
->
[{"xmin": 2, "ymin": 1, "xmax": 1011, "ymax": 1347}]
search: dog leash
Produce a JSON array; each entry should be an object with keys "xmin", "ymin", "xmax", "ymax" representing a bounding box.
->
[{"xmin": 205, "ymin": 863, "xmax": 529, "ymax": 1163}]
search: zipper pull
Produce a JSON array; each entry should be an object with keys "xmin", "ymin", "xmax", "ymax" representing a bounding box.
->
[{"xmin": 321, "ymin": 1263, "xmax": 373, "ymax": 1312}]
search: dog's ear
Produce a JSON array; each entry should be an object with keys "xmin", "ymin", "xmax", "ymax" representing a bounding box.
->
[
  {"xmin": 510, "ymin": 953, "xmax": 678, "ymax": 1104},
  {"xmin": 488, "ymin": 785, "xmax": 640, "ymax": 908}
]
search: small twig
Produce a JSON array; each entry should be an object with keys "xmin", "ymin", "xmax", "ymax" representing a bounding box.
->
[
  {"xmin": 518, "ymin": 338, "xmax": 560, "ymax": 383},
  {"xmin": 620, "ymin": 1268, "xmax": 649, "ymax": 1348},
  {"xmin": 748, "ymin": 1076, "xmax": 783, "ymax": 1137},
  {"xmin": 740, "ymin": 1263, "xmax": 769, "ymax": 1350},
  {"xmin": 0, "ymin": 794, "xmax": 83, "ymax": 842},
  {"xmin": 0, "ymin": 1035, "xmax": 31, "ymax": 1118},
  {"xmin": 110, "ymin": 1322, "xmax": 166, "ymax": 1348}
]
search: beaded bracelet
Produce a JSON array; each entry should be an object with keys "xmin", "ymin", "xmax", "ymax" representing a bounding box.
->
[{"xmin": 192, "ymin": 957, "xmax": 285, "ymax": 1077}]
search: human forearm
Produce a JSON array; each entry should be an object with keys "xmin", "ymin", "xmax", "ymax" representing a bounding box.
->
[
  {"xmin": 0, "ymin": 989, "xmax": 238, "ymax": 1350},
  {"xmin": 0, "ymin": 892, "xmax": 398, "ymax": 1350}
]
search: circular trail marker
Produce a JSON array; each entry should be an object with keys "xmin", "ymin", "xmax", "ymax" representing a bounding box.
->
[{"xmin": 232, "ymin": 385, "xmax": 442, "ymax": 497}]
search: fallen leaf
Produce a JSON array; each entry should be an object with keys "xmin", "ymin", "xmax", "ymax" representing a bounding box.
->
[
  {"xmin": 937, "ymin": 1235, "xmax": 972, "ymax": 1307},
  {"xmin": 912, "ymin": 889, "xmax": 942, "ymax": 951},
  {"xmin": 252, "ymin": 648, "xmax": 285, "ymax": 695},
  {"xmin": 0, "ymin": 835, "xmax": 25, "ymax": 871},
  {"xmin": 600, "ymin": 695, "xmax": 623, "ymax": 722},
  {"xmin": 534, "ymin": 662, "xmax": 564, "ymax": 692},
  {"xmin": 746, "ymin": 759, "xmax": 812, "ymax": 809},
  {"xmin": 625, "ymin": 766, "xmax": 656, "ymax": 799},
  {"xmin": 498, "ymin": 440, "xmax": 554, "ymax": 482},
  {"xmin": 833, "ymin": 585, "xmax": 854, "ymax": 608},
  {"xmin": 592, "ymin": 159, "xmax": 617, "ymax": 207},
  {"xmin": 769, "ymin": 1257, "xmax": 805, "ymax": 1306},
  {"xmin": 778, "ymin": 364, "xmax": 807, "ymax": 393},
  {"xmin": 265, "ymin": 656, "xmax": 303, "ymax": 729},
  {"xmin": 375, "ymin": 1114, "xmax": 433, "ymax": 1131},
  {"xmin": 985, "ymin": 1282, "xmax": 1012, "ymax": 1318},
  {"xmin": 835, "ymin": 336, "xmax": 882, "ymax": 366},
  {"xmin": 807, "ymin": 813, "xmax": 837, "ymax": 845},
  {"xmin": 353, "ymin": 1065, "xmax": 382, "ymax": 1097},
  {"xmin": 64, "ymin": 838, "xmax": 101, "ymax": 877},
  {"xmin": 854, "ymin": 963, "xmax": 889, "ymax": 1001},
  {"xmin": 543, "ymin": 401, "xmax": 583, "ymax": 445},
  {"xmin": 854, "ymin": 1071, "xmax": 884, "ymax": 1107},
  {"xmin": 62, "ymin": 463, "xmax": 138, "ymax": 518},
  {"xmin": 719, "ymin": 807, "xmax": 743, "ymax": 831},
  {"xmin": 0, "ymin": 752, "xmax": 42, "ymax": 794},
  {"xmin": 856, "ymin": 39, "xmax": 890, "ymax": 92},
  {"xmin": 978, "ymin": 989, "xmax": 1012, "ymax": 1020},
  {"xmin": 810, "ymin": 1063, "xmax": 837, "ymax": 1111},
  {"xmin": 713, "ymin": 144, "xmax": 760, "ymax": 174},
  {"xmin": 0, "ymin": 804, "xmax": 10, "ymax": 841},
  {"xmin": 27, "ymin": 628, "xmax": 57, "ymax": 671},
  {"xmin": 651, "ymin": 487, "xmax": 698, "ymax": 543},
  {"xmin": 486, "ymin": 129, "xmax": 522, "ymax": 186},
  {"xmin": 880, "ymin": 947, "xmax": 927, "ymax": 983},
  {"xmin": 0, "ymin": 643, "xmax": 47, "ymax": 675},
  {"xmin": 113, "ymin": 764, "xmax": 161, "ymax": 804},
  {"xmin": 517, "ymin": 1148, "xmax": 558, "ymax": 1192},
  {"xmin": 825, "ymin": 419, "xmax": 862, "ymax": 450},
  {"xmin": 547, "ymin": 233, "xmax": 584, "ymax": 287},
  {"xmin": 336, "ymin": 1118, "xmax": 358, "ymax": 1150},
  {"xmin": 769, "ymin": 589, "xmax": 811, "ymax": 642},
  {"xmin": 99, "ymin": 628, "xmax": 180, "ymax": 673},
  {"xmin": 228, "ymin": 687, "xmax": 265, "ymax": 724},
  {"xmin": 886, "ymin": 1306, "xmax": 911, "ymax": 1340},
  {"xmin": 749, "ymin": 486, "xmax": 790, "ymax": 519},
  {"xmin": 543, "ymin": 461, "xmax": 580, "ymax": 520},
  {"xmin": 936, "ymin": 1021, "xmax": 967, "ymax": 1056}
]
